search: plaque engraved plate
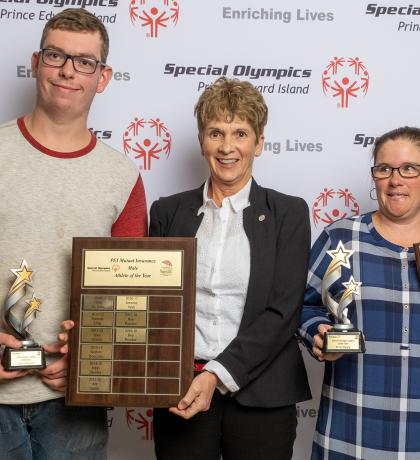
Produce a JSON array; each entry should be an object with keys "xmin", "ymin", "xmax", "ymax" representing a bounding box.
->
[
  {"xmin": 83, "ymin": 295, "xmax": 114, "ymax": 310},
  {"xmin": 116, "ymin": 295, "xmax": 147, "ymax": 310},
  {"xmin": 79, "ymin": 376, "xmax": 111, "ymax": 392},
  {"xmin": 115, "ymin": 327, "xmax": 146, "ymax": 343},
  {"xmin": 82, "ymin": 311, "xmax": 114, "ymax": 327},
  {"xmin": 80, "ymin": 360, "xmax": 112, "ymax": 376},
  {"xmin": 81, "ymin": 328, "xmax": 113, "ymax": 343},
  {"xmin": 67, "ymin": 237, "xmax": 196, "ymax": 407},
  {"xmin": 80, "ymin": 344, "xmax": 112, "ymax": 360},
  {"xmin": 115, "ymin": 311, "xmax": 147, "ymax": 327},
  {"xmin": 83, "ymin": 250, "xmax": 183, "ymax": 288}
]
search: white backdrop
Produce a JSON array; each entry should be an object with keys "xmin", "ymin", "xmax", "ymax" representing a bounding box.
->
[{"xmin": 1, "ymin": 1, "xmax": 419, "ymax": 458}]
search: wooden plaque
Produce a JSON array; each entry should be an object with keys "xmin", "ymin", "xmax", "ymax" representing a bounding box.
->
[
  {"xmin": 415, "ymin": 242, "xmax": 420, "ymax": 278},
  {"xmin": 66, "ymin": 237, "xmax": 196, "ymax": 407}
]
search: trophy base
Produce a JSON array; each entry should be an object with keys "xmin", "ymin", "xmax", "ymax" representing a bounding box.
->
[
  {"xmin": 323, "ymin": 328, "xmax": 366, "ymax": 354},
  {"xmin": 2, "ymin": 340, "xmax": 46, "ymax": 370}
]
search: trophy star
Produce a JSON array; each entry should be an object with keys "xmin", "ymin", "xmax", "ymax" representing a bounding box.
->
[
  {"xmin": 10, "ymin": 259, "xmax": 33, "ymax": 289},
  {"xmin": 342, "ymin": 276, "xmax": 362, "ymax": 296},
  {"xmin": 24, "ymin": 296, "xmax": 42, "ymax": 319},
  {"xmin": 326, "ymin": 241, "xmax": 354, "ymax": 272}
]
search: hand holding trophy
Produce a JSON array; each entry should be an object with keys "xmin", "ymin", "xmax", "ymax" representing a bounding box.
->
[
  {"xmin": 321, "ymin": 241, "xmax": 365, "ymax": 353},
  {"xmin": 2, "ymin": 260, "xmax": 46, "ymax": 370}
]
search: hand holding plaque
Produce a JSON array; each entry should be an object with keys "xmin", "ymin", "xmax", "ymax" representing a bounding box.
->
[
  {"xmin": 321, "ymin": 241, "xmax": 365, "ymax": 353},
  {"xmin": 1, "ymin": 259, "xmax": 46, "ymax": 370}
]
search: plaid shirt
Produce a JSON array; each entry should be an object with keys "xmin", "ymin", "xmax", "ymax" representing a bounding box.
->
[{"xmin": 299, "ymin": 213, "xmax": 420, "ymax": 459}]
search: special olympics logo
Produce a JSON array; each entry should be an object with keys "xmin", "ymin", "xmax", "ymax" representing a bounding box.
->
[
  {"xmin": 123, "ymin": 117, "xmax": 172, "ymax": 171},
  {"xmin": 160, "ymin": 260, "xmax": 173, "ymax": 276},
  {"xmin": 312, "ymin": 188, "xmax": 360, "ymax": 227},
  {"xmin": 126, "ymin": 408, "xmax": 154, "ymax": 440},
  {"xmin": 322, "ymin": 57, "xmax": 370, "ymax": 108},
  {"xmin": 129, "ymin": 0, "xmax": 180, "ymax": 37}
]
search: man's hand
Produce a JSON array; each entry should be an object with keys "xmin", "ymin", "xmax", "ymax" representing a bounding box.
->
[
  {"xmin": 169, "ymin": 371, "xmax": 218, "ymax": 419},
  {"xmin": 0, "ymin": 332, "xmax": 28, "ymax": 381},
  {"xmin": 38, "ymin": 320, "xmax": 74, "ymax": 392},
  {"xmin": 312, "ymin": 324, "xmax": 344, "ymax": 362}
]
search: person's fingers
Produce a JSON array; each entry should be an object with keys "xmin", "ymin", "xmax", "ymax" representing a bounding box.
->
[
  {"xmin": 317, "ymin": 324, "xmax": 333, "ymax": 335},
  {"xmin": 41, "ymin": 375, "xmax": 67, "ymax": 392},
  {"xmin": 169, "ymin": 398, "xmax": 205, "ymax": 419},
  {"xmin": 176, "ymin": 385, "xmax": 198, "ymax": 410},
  {"xmin": 0, "ymin": 333, "xmax": 22, "ymax": 349},
  {"xmin": 38, "ymin": 355, "xmax": 67, "ymax": 377},
  {"xmin": 0, "ymin": 367, "xmax": 28, "ymax": 381},
  {"xmin": 60, "ymin": 320, "xmax": 75, "ymax": 332}
]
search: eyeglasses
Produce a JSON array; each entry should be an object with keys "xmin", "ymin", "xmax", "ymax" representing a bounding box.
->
[
  {"xmin": 39, "ymin": 48, "xmax": 105, "ymax": 74},
  {"xmin": 371, "ymin": 163, "xmax": 420, "ymax": 179}
]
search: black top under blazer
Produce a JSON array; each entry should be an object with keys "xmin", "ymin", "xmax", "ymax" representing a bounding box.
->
[{"xmin": 149, "ymin": 179, "xmax": 312, "ymax": 408}]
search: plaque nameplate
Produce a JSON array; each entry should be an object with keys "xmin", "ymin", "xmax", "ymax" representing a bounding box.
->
[
  {"xmin": 80, "ymin": 360, "xmax": 112, "ymax": 376},
  {"xmin": 323, "ymin": 330, "xmax": 365, "ymax": 353}
]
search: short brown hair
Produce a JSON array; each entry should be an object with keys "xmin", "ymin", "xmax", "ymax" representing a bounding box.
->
[
  {"xmin": 373, "ymin": 126, "xmax": 420, "ymax": 164},
  {"xmin": 194, "ymin": 77, "xmax": 268, "ymax": 141},
  {"xmin": 40, "ymin": 8, "xmax": 109, "ymax": 63}
]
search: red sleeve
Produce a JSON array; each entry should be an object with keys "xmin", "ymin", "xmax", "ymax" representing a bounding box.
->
[{"xmin": 111, "ymin": 175, "xmax": 148, "ymax": 237}]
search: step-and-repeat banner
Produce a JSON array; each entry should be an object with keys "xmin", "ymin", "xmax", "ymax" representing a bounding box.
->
[{"xmin": 1, "ymin": 1, "xmax": 418, "ymax": 458}]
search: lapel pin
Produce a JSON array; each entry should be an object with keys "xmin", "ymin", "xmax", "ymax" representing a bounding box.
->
[{"xmin": 258, "ymin": 214, "xmax": 265, "ymax": 222}]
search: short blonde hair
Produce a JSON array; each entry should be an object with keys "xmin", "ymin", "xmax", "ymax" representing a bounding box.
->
[
  {"xmin": 194, "ymin": 77, "xmax": 268, "ymax": 141},
  {"xmin": 40, "ymin": 8, "xmax": 109, "ymax": 63}
]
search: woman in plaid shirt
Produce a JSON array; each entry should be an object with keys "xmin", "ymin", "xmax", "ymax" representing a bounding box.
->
[{"xmin": 300, "ymin": 126, "xmax": 420, "ymax": 459}]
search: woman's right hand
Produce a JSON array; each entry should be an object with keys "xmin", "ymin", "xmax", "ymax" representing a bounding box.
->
[{"xmin": 312, "ymin": 324, "xmax": 344, "ymax": 362}]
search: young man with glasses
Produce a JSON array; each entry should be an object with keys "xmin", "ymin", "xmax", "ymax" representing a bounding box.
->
[{"xmin": 0, "ymin": 8, "xmax": 147, "ymax": 459}]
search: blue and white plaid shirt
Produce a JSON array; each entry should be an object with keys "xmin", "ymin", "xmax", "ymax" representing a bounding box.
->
[{"xmin": 299, "ymin": 213, "xmax": 420, "ymax": 459}]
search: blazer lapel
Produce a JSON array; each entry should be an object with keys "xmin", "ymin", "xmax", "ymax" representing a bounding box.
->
[
  {"xmin": 241, "ymin": 180, "xmax": 270, "ymax": 328},
  {"xmin": 172, "ymin": 186, "xmax": 204, "ymax": 237}
]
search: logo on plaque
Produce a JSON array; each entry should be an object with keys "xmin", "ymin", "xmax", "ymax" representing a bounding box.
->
[
  {"xmin": 2, "ymin": 259, "xmax": 46, "ymax": 370},
  {"xmin": 160, "ymin": 260, "xmax": 173, "ymax": 276}
]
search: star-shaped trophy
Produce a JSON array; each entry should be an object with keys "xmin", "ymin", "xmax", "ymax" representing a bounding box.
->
[
  {"xmin": 2, "ymin": 259, "xmax": 46, "ymax": 370},
  {"xmin": 321, "ymin": 241, "xmax": 366, "ymax": 353}
]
